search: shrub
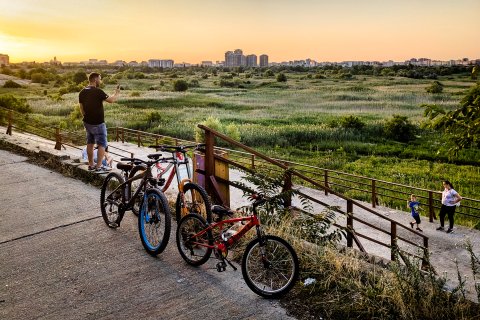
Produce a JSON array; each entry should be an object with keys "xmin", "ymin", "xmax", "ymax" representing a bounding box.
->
[
  {"xmin": 276, "ymin": 73, "xmax": 287, "ymax": 82},
  {"xmin": 72, "ymin": 71, "xmax": 87, "ymax": 85},
  {"xmin": 194, "ymin": 116, "xmax": 241, "ymax": 144},
  {"xmin": 0, "ymin": 94, "xmax": 31, "ymax": 113},
  {"xmin": 31, "ymin": 73, "xmax": 48, "ymax": 84},
  {"xmin": 173, "ymin": 79, "xmax": 188, "ymax": 92},
  {"xmin": 189, "ymin": 79, "xmax": 200, "ymax": 88},
  {"xmin": 426, "ymin": 81, "xmax": 443, "ymax": 94},
  {"xmin": 264, "ymin": 69, "xmax": 274, "ymax": 77},
  {"xmin": 145, "ymin": 111, "xmax": 162, "ymax": 123},
  {"xmin": 340, "ymin": 115, "xmax": 365, "ymax": 130},
  {"xmin": 384, "ymin": 114, "xmax": 416, "ymax": 142},
  {"xmin": 219, "ymin": 79, "xmax": 235, "ymax": 87},
  {"xmin": 3, "ymin": 80, "xmax": 22, "ymax": 88}
]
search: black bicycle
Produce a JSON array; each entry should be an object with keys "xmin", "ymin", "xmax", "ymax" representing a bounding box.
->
[
  {"xmin": 100, "ymin": 154, "xmax": 171, "ymax": 256},
  {"xmin": 128, "ymin": 144, "xmax": 212, "ymax": 224}
]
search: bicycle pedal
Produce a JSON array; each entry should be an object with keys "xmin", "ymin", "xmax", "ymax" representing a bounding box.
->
[{"xmin": 216, "ymin": 262, "xmax": 227, "ymax": 272}]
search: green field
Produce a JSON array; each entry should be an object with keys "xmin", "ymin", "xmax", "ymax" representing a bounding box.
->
[{"xmin": 1, "ymin": 65, "xmax": 479, "ymax": 222}]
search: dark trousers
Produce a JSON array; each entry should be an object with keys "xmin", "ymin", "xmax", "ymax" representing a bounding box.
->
[{"xmin": 439, "ymin": 204, "xmax": 456, "ymax": 229}]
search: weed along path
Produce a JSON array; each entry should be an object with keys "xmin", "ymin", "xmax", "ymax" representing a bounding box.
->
[
  {"xmin": 1, "ymin": 128, "xmax": 479, "ymax": 308},
  {"xmin": 0, "ymin": 149, "xmax": 294, "ymax": 319}
]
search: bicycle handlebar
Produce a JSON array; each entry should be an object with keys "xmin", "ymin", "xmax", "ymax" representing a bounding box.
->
[
  {"xmin": 250, "ymin": 193, "xmax": 267, "ymax": 208},
  {"xmin": 120, "ymin": 157, "xmax": 164, "ymax": 166}
]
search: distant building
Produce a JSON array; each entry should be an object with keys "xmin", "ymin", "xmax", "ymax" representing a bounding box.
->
[
  {"xmin": 49, "ymin": 56, "xmax": 60, "ymax": 65},
  {"xmin": 0, "ymin": 54, "xmax": 10, "ymax": 66},
  {"xmin": 224, "ymin": 51, "xmax": 235, "ymax": 67},
  {"xmin": 148, "ymin": 59, "xmax": 174, "ymax": 68},
  {"xmin": 259, "ymin": 54, "xmax": 269, "ymax": 67},
  {"xmin": 225, "ymin": 49, "xmax": 246, "ymax": 67},
  {"xmin": 246, "ymin": 54, "xmax": 257, "ymax": 67},
  {"xmin": 113, "ymin": 60, "xmax": 126, "ymax": 66},
  {"xmin": 201, "ymin": 61, "xmax": 213, "ymax": 66}
]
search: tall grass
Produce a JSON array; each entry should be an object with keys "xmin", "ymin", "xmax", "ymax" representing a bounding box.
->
[{"xmin": 2, "ymin": 69, "xmax": 479, "ymax": 222}]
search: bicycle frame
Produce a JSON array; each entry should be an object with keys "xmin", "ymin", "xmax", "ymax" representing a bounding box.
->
[
  {"xmin": 188, "ymin": 214, "xmax": 262, "ymax": 254},
  {"xmin": 106, "ymin": 165, "xmax": 156, "ymax": 214},
  {"xmin": 154, "ymin": 150, "xmax": 193, "ymax": 192}
]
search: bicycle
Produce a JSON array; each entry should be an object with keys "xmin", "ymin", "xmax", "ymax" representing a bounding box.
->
[
  {"xmin": 100, "ymin": 153, "xmax": 171, "ymax": 256},
  {"xmin": 175, "ymin": 194, "xmax": 299, "ymax": 298},
  {"xmin": 129, "ymin": 144, "xmax": 212, "ymax": 223}
]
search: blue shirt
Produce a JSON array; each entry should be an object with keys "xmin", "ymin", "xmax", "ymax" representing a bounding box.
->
[{"xmin": 409, "ymin": 201, "xmax": 420, "ymax": 217}]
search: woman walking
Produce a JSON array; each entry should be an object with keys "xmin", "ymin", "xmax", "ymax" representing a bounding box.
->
[{"xmin": 437, "ymin": 180, "xmax": 462, "ymax": 233}]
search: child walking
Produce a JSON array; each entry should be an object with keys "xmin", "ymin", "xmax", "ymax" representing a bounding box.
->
[{"xmin": 407, "ymin": 194, "xmax": 422, "ymax": 232}]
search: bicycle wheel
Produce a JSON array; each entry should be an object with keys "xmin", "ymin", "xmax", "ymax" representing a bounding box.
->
[
  {"xmin": 175, "ymin": 182, "xmax": 212, "ymax": 223},
  {"xmin": 138, "ymin": 188, "xmax": 171, "ymax": 256},
  {"xmin": 176, "ymin": 213, "xmax": 213, "ymax": 266},
  {"xmin": 100, "ymin": 172, "xmax": 126, "ymax": 228},
  {"xmin": 128, "ymin": 165, "xmax": 146, "ymax": 216},
  {"xmin": 242, "ymin": 235, "xmax": 299, "ymax": 298}
]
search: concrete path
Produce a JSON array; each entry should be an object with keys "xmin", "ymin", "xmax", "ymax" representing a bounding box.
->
[{"xmin": 0, "ymin": 149, "xmax": 294, "ymax": 320}]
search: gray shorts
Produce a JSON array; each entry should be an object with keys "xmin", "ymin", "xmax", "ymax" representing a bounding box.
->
[{"xmin": 83, "ymin": 122, "xmax": 108, "ymax": 148}]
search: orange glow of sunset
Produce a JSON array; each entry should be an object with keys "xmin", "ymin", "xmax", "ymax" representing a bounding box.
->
[{"xmin": 1, "ymin": 0, "xmax": 479, "ymax": 64}]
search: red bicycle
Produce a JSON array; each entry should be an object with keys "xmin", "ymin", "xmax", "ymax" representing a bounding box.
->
[{"xmin": 175, "ymin": 194, "xmax": 299, "ymax": 298}]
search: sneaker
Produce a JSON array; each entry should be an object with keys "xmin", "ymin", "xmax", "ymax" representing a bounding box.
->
[
  {"xmin": 410, "ymin": 222, "xmax": 414, "ymax": 229},
  {"xmin": 95, "ymin": 165, "xmax": 112, "ymax": 172},
  {"xmin": 416, "ymin": 227, "xmax": 423, "ymax": 232},
  {"xmin": 436, "ymin": 226, "xmax": 444, "ymax": 231},
  {"xmin": 446, "ymin": 228, "xmax": 453, "ymax": 234},
  {"xmin": 88, "ymin": 165, "xmax": 96, "ymax": 171}
]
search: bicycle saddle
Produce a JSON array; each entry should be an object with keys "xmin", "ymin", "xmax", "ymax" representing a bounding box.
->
[
  {"xmin": 212, "ymin": 205, "xmax": 234, "ymax": 218},
  {"xmin": 116, "ymin": 162, "xmax": 134, "ymax": 171}
]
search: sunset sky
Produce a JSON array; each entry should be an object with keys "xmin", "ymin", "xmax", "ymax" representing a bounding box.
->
[{"xmin": 1, "ymin": 0, "xmax": 479, "ymax": 64}]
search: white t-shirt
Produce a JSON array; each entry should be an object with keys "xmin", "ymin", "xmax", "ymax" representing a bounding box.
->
[{"xmin": 442, "ymin": 188, "xmax": 459, "ymax": 206}]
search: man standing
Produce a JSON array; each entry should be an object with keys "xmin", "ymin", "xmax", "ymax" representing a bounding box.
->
[{"xmin": 79, "ymin": 72, "xmax": 120, "ymax": 171}]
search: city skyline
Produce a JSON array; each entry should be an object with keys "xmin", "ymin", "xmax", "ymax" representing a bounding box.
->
[{"xmin": 1, "ymin": 0, "xmax": 479, "ymax": 64}]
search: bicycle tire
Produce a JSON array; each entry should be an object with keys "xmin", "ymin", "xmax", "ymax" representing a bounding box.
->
[
  {"xmin": 176, "ymin": 213, "xmax": 213, "ymax": 266},
  {"xmin": 175, "ymin": 182, "xmax": 212, "ymax": 223},
  {"xmin": 100, "ymin": 172, "xmax": 126, "ymax": 228},
  {"xmin": 242, "ymin": 235, "xmax": 299, "ymax": 298},
  {"xmin": 128, "ymin": 165, "xmax": 147, "ymax": 216},
  {"xmin": 138, "ymin": 188, "xmax": 171, "ymax": 256}
]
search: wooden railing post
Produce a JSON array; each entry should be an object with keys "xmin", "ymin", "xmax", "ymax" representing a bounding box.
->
[
  {"xmin": 421, "ymin": 236, "xmax": 429, "ymax": 270},
  {"xmin": 251, "ymin": 154, "xmax": 255, "ymax": 169},
  {"xmin": 6, "ymin": 110, "xmax": 13, "ymax": 135},
  {"xmin": 204, "ymin": 129, "xmax": 215, "ymax": 197},
  {"xmin": 324, "ymin": 170, "xmax": 329, "ymax": 195},
  {"xmin": 371, "ymin": 179, "xmax": 377, "ymax": 208},
  {"xmin": 282, "ymin": 168, "xmax": 292, "ymax": 207},
  {"xmin": 115, "ymin": 127, "xmax": 119, "ymax": 142},
  {"xmin": 137, "ymin": 132, "xmax": 141, "ymax": 147},
  {"xmin": 121, "ymin": 128, "xmax": 125, "ymax": 143},
  {"xmin": 54, "ymin": 127, "xmax": 62, "ymax": 150},
  {"xmin": 391, "ymin": 221, "xmax": 397, "ymax": 261},
  {"xmin": 346, "ymin": 199, "xmax": 353, "ymax": 248},
  {"xmin": 428, "ymin": 191, "xmax": 435, "ymax": 222}
]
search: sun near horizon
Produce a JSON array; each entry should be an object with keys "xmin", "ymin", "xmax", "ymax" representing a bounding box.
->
[{"xmin": 1, "ymin": 0, "xmax": 479, "ymax": 64}]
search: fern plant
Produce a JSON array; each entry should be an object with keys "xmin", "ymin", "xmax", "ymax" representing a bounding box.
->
[{"xmin": 235, "ymin": 166, "xmax": 344, "ymax": 245}]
